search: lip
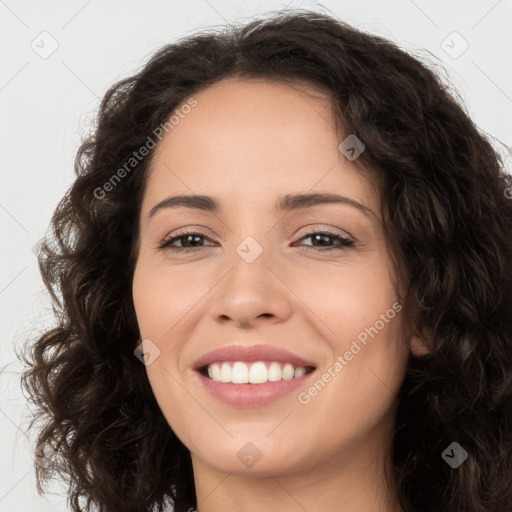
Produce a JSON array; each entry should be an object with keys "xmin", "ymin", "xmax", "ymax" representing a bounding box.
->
[
  {"xmin": 192, "ymin": 344, "xmax": 317, "ymax": 408},
  {"xmin": 195, "ymin": 370, "xmax": 316, "ymax": 407},
  {"xmin": 192, "ymin": 344, "xmax": 317, "ymax": 371}
]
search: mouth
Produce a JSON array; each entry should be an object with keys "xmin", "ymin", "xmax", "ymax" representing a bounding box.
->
[
  {"xmin": 197, "ymin": 360, "xmax": 316, "ymax": 384},
  {"xmin": 192, "ymin": 344, "xmax": 318, "ymax": 407}
]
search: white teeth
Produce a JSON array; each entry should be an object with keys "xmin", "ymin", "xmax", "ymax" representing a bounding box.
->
[
  {"xmin": 267, "ymin": 362, "xmax": 282, "ymax": 382},
  {"xmin": 220, "ymin": 362, "xmax": 232, "ymax": 383},
  {"xmin": 282, "ymin": 363, "xmax": 295, "ymax": 380},
  {"xmin": 294, "ymin": 366, "xmax": 307, "ymax": 378},
  {"xmin": 249, "ymin": 361, "xmax": 268, "ymax": 384},
  {"xmin": 205, "ymin": 361, "xmax": 312, "ymax": 384},
  {"xmin": 232, "ymin": 362, "xmax": 249, "ymax": 383}
]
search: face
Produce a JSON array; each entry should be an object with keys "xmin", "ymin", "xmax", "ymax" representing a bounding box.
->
[{"xmin": 132, "ymin": 77, "xmax": 411, "ymax": 479}]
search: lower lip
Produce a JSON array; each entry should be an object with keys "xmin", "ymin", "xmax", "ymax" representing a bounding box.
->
[{"xmin": 195, "ymin": 370, "xmax": 316, "ymax": 407}]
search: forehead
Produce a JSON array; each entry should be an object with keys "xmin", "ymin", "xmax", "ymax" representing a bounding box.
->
[
  {"xmin": 153, "ymin": 76, "xmax": 337, "ymax": 155},
  {"xmin": 187, "ymin": 76, "xmax": 334, "ymax": 118},
  {"xmin": 143, "ymin": 77, "xmax": 378, "ymax": 214}
]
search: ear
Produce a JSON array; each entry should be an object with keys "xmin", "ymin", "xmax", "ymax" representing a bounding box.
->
[{"xmin": 409, "ymin": 335, "xmax": 431, "ymax": 356}]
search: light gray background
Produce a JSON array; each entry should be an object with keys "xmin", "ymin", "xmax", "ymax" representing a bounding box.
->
[{"xmin": 1, "ymin": 0, "xmax": 511, "ymax": 510}]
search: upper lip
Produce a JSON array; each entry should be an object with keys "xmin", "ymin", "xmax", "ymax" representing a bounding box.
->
[{"xmin": 193, "ymin": 344, "xmax": 317, "ymax": 370}]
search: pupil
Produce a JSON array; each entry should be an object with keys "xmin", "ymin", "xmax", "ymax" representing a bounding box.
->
[
  {"xmin": 185, "ymin": 235, "xmax": 201, "ymax": 246},
  {"xmin": 315, "ymin": 234, "xmax": 330, "ymax": 246}
]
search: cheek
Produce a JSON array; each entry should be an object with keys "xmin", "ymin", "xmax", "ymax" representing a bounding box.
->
[
  {"xmin": 290, "ymin": 256, "xmax": 399, "ymax": 344},
  {"xmin": 132, "ymin": 262, "xmax": 192, "ymax": 426},
  {"xmin": 132, "ymin": 257, "xmax": 204, "ymax": 338},
  {"xmin": 291, "ymin": 257, "xmax": 407, "ymax": 398}
]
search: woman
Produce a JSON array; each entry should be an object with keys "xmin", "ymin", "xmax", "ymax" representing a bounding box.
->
[{"xmin": 20, "ymin": 10, "xmax": 512, "ymax": 512}]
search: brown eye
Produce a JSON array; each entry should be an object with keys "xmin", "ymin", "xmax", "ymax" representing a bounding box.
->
[
  {"xmin": 159, "ymin": 231, "xmax": 216, "ymax": 252},
  {"xmin": 294, "ymin": 231, "xmax": 355, "ymax": 252}
]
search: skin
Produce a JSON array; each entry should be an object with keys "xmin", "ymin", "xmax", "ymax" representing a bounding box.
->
[{"xmin": 132, "ymin": 77, "xmax": 427, "ymax": 512}]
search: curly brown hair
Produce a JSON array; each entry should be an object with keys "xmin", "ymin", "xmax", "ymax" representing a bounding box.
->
[{"xmin": 19, "ymin": 10, "xmax": 512, "ymax": 512}]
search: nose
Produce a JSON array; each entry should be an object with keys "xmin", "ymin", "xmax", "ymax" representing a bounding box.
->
[{"xmin": 210, "ymin": 241, "xmax": 293, "ymax": 329}]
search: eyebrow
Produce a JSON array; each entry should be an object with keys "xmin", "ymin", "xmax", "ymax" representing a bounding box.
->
[{"xmin": 148, "ymin": 192, "xmax": 378, "ymax": 220}]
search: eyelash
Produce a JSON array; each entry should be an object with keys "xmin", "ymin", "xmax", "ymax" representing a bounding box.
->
[{"xmin": 158, "ymin": 229, "xmax": 355, "ymax": 253}]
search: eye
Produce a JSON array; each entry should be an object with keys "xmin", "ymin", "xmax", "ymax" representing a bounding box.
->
[
  {"xmin": 158, "ymin": 229, "xmax": 355, "ymax": 253},
  {"xmin": 159, "ymin": 230, "xmax": 216, "ymax": 252},
  {"xmin": 293, "ymin": 230, "xmax": 355, "ymax": 252}
]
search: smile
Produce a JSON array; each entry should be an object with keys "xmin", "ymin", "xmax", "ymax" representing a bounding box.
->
[
  {"xmin": 201, "ymin": 361, "xmax": 315, "ymax": 384},
  {"xmin": 193, "ymin": 344, "xmax": 318, "ymax": 407}
]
